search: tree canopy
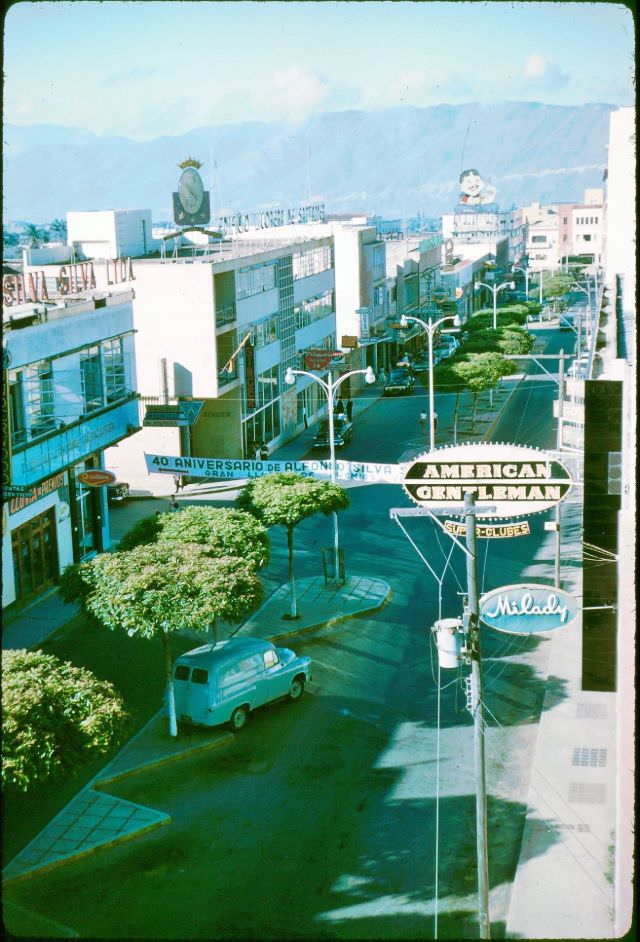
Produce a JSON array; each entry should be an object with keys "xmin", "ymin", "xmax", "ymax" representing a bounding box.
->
[
  {"xmin": 2, "ymin": 649, "xmax": 129, "ymax": 792},
  {"xmin": 237, "ymin": 472, "xmax": 349, "ymax": 527},
  {"xmin": 117, "ymin": 505, "xmax": 270, "ymax": 569}
]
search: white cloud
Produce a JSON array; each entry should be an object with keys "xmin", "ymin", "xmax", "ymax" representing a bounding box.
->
[
  {"xmin": 259, "ymin": 66, "xmax": 331, "ymax": 123},
  {"xmin": 521, "ymin": 53, "xmax": 570, "ymax": 91},
  {"xmin": 524, "ymin": 53, "xmax": 549, "ymax": 79}
]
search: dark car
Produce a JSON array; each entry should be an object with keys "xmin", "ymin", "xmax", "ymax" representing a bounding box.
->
[
  {"xmin": 383, "ymin": 368, "xmax": 416, "ymax": 396},
  {"xmin": 312, "ymin": 414, "xmax": 353, "ymax": 449},
  {"xmin": 107, "ymin": 481, "xmax": 130, "ymax": 504}
]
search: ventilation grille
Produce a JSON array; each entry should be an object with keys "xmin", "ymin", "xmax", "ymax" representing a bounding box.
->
[
  {"xmin": 572, "ymin": 747, "xmax": 607, "ymax": 767},
  {"xmin": 568, "ymin": 782, "xmax": 606, "ymax": 804}
]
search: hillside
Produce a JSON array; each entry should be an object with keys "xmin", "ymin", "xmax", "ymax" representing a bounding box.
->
[{"xmin": 3, "ymin": 101, "xmax": 613, "ymax": 223}]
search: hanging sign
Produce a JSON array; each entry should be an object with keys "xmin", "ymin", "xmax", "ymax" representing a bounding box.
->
[
  {"xmin": 444, "ymin": 519, "xmax": 531, "ymax": 539},
  {"xmin": 402, "ymin": 443, "xmax": 572, "ymax": 519},
  {"xmin": 144, "ymin": 453, "xmax": 404, "ymax": 484},
  {"xmin": 479, "ymin": 583, "xmax": 579, "ymax": 634},
  {"xmin": 77, "ymin": 469, "xmax": 117, "ymax": 487},
  {"xmin": 303, "ymin": 349, "xmax": 343, "ymax": 370},
  {"xmin": 244, "ymin": 342, "xmax": 256, "ymax": 410}
]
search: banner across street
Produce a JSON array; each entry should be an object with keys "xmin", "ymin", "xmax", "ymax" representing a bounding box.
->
[{"xmin": 144, "ymin": 453, "xmax": 407, "ymax": 484}]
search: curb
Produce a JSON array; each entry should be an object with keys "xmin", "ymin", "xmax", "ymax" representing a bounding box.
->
[
  {"xmin": 256, "ymin": 586, "xmax": 392, "ymax": 643},
  {"xmin": 94, "ymin": 730, "xmax": 233, "ymax": 788}
]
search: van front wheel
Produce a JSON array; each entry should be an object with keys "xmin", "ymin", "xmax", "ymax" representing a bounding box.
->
[
  {"xmin": 230, "ymin": 706, "xmax": 248, "ymax": 731},
  {"xmin": 289, "ymin": 677, "xmax": 305, "ymax": 701}
]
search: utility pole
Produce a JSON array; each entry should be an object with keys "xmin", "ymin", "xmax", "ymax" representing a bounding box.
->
[
  {"xmin": 464, "ymin": 491, "xmax": 491, "ymax": 939},
  {"xmin": 555, "ymin": 350, "xmax": 564, "ymax": 588}
]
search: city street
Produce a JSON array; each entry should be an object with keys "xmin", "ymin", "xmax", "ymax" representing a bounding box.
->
[{"xmin": 3, "ymin": 326, "xmax": 580, "ymax": 938}]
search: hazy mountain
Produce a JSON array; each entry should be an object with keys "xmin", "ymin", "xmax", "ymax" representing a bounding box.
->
[{"xmin": 3, "ymin": 102, "xmax": 613, "ymax": 224}]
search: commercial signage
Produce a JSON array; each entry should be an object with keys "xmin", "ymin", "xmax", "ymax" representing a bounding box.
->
[
  {"xmin": 402, "ymin": 443, "xmax": 572, "ymax": 518},
  {"xmin": 303, "ymin": 349, "xmax": 343, "ymax": 370},
  {"xmin": 341, "ymin": 336, "xmax": 358, "ymax": 349},
  {"xmin": 8, "ymin": 472, "xmax": 65, "ymax": 514},
  {"xmin": 144, "ymin": 404, "xmax": 188, "ymax": 428},
  {"xmin": 173, "ymin": 158, "xmax": 211, "ymax": 227},
  {"xmin": 144, "ymin": 453, "xmax": 404, "ymax": 484},
  {"xmin": 244, "ymin": 342, "xmax": 256, "ymax": 410},
  {"xmin": 444, "ymin": 519, "xmax": 530, "ymax": 539},
  {"xmin": 77, "ymin": 469, "xmax": 117, "ymax": 487},
  {"xmin": 215, "ymin": 203, "xmax": 326, "ymax": 237},
  {"xmin": 479, "ymin": 583, "xmax": 579, "ymax": 634},
  {"xmin": 3, "ymin": 271, "xmax": 50, "ymax": 306}
]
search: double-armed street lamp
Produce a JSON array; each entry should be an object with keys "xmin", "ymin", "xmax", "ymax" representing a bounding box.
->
[
  {"xmin": 284, "ymin": 362, "xmax": 376, "ymax": 583},
  {"xmin": 511, "ymin": 265, "xmax": 530, "ymax": 298},
  {"xmin": 474, "ymin": 278, "xmax": 515, "ymax": 330},
  {"xmin": 400, "ymin": 312, "xmax": 460, "ymax": 451},
  {"xmin": 569, "ymin": 281, "xmax": 593, "ymax": 359}
]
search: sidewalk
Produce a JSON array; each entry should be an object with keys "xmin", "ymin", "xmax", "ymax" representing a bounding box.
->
[{"xmin": 2, "ymin": 573, "xmax": 390, "ymax": 887}]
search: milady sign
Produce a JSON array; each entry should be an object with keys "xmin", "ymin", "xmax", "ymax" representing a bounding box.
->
[
  {"xmin": 479, "ymin": 583, "xmax": 579, "ymax": 634},
  {"xmin": 402, "ymin": 443, "xmax": 572, "ymax": 518}
]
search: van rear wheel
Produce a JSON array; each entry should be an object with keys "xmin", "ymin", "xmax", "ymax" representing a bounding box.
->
[
  {"xmin": 289, "ymin": 677, "xmax": 305, "ymax": 701},
  {"xmin": 230, "ymin": 706, "xmax": 248, "ymax": 731}
]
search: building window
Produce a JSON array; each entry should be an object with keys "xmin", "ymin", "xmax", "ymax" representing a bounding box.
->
[
  {"xmin": 294, "ymin": 291, "xmax": 334, "ymax": 328},
  {"xmin": 292, "ymin": 245, "xmax": 332, "ymax": 280},
  {"xmin": 253, "ymin": 315, "xmax": 279, "ymax": 348},
  {"xmin": 236, "ymin": 263, "xmax": 277, "ymax": 300},
  {"xmin": 9, "ymin": 374, "xmax": 27, "ymax": 446},
  {"xmin": 103, "ymin": 338, "xmax": 126, "ymax": 402},
  {"xmin": 531, "ymin": 236, "xmax": 547, "ymax": 244},
  {"xmin": 80, "ymin": 347, "xmax": 104, "ymax": 413},
  {"xmin": 25, "ymin": 361, "xmax": 56, "ymax": 437}
]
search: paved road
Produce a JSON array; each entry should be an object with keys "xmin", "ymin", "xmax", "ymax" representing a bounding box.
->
[{"xmin": 6, "ymin": 327, "xmax": 576, "ymax": 939}]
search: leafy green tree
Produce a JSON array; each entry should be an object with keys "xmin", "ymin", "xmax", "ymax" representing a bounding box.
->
[
  {"xmin": 2, "ymin": 228, "xmax": 19, "ymax": 247},
  {"xmin": 49, "ymin": 218, "xmax": 68, "ymax": 241},
  {"xmin": 451, "ymin": 352, "xmax": 517, "ymax": 428},
  {"xmin": 2, "ymin": 649, "xmax": 129, "ymax": 792},
  {"xmin": 61, "ymin": 543, "xmax": 264, "ymax": 737},
  {"xmin": 24, "ymin": 223, "xmax": 45, "ymax": 247},
  {"xmin": 237, "ymin": 472, "xmax": 349, "ymax": 620}
]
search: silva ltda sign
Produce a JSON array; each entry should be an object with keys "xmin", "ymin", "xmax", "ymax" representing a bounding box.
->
[
  {"xmin": 479, "ymin": 584, "xmax": 579, "ymax": 634},
  {"xmin": 402, "ymin": 443, "xmax": 572, "ymax": 518}
]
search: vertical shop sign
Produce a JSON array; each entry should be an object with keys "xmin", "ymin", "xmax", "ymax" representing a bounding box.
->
[{"xmin": 245, "ymin": 341, "xmax": 256, "ymax": 410}]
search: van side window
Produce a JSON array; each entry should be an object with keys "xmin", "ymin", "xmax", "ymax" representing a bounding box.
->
[
  {"xmin": 192, "ymin": 668, "xmax": 209, "ymax": 685},
  {"xmin": 238, "ymin": 654, "xmax": 264, "ymax": 677},
  {"xmin": 263, "ymin": 648, "xmax": 279, "ymax": 668},
  {"xmin": 175, "ymin": 665, "xmax": 190, "ymax": 681}
]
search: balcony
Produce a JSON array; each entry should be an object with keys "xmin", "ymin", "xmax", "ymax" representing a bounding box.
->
[{"xmin": 216, "ymin": 302, "xmax": 236, "ymax": 328}]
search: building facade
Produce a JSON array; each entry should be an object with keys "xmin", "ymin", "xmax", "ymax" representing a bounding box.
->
[{"xmin": 2, "ymin": 287, "xmax": 139, "ymax": 610}]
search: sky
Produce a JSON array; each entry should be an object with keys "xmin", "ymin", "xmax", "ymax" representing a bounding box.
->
[{"xmin": 4, "ymin": 1, "xmax": 635, "ymax": 140}]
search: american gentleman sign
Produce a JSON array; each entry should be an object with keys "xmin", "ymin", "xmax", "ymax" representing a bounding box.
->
[{"xmin": 402, "ymin": 443, "xmax": 572, "ymax": 518}]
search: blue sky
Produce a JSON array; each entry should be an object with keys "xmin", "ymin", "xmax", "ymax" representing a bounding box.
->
[{"xmin": 4, "ymin": 1, "xmax": 635, "ymax": 139}]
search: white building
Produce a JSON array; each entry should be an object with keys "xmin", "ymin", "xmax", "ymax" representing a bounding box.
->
[
  {"xmin": 441, "ymin": 207, "xmax": 526, "ymax": 265},
  {"xmin": 103, "ymin": 232, "xmax": 337, "ymax": 494},
  {"xmin": 67, "ymin": 209, "xmax": 156, "ymax": 260},
  {"xmin": 572, "ymin": 189, "xmax": 605, "ymax": 266}
]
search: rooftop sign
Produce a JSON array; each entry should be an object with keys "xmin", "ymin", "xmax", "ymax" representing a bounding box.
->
[
  {"xmin": 479, "ymin": 583, "xmax": 579, "ymax": 634},
  {"xmin": 402, "ymin": 443, "xmax": 572, "ymax": 518}
]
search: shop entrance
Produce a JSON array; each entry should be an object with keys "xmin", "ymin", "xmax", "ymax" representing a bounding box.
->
[{"xmin": 11, "ymin": 508, "xmax": 58, "ymax": 604}]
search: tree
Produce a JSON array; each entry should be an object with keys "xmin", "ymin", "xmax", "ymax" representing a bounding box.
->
[
  {"xmin": 24, "ymin": 223, "xmax": 45, "ymax": 247},
  {"xmin": 2, "ymin": 649, "xmax": 129, "ymax": 792},
  {"xmin": 49, "ymin": 218, "xmax": 68, "ymax": 241},
  {"xmin": 237, "ymin": 472, "xmax": 349, "ymax": 620},
  {"xmin": 118, "ymin": 505, "xmax": 270, "ymax": 570},
  {"xmin": 61, "ymin": 543, "xmax": 264, "ymax": 737},
  {"xmin": 451, "ymin": 352, "xmax": 517, "ymax": 428}
]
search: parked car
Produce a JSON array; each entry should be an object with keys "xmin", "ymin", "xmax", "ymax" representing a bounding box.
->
[
  {"xmin": 172, "ymin": 637, "xmax": 312, "ymax": 731},
  {"xmin": 396, "ymin": 354, "xmax": 413, "ymax": 372},
  {"xmin": 383, "ymin": 368, "xmax": 416, "ymax": 396},
  {"xmin": 434, "ymin": 336, "xmax": 459, "ymax": 361},
  {"xmin": 312, "ymin": 414, "xmax": 353, "ymax": 449},
  {"xmin": 412, "ymin": 357, "xmax": 430, "ymax": 373},
  {"xmin": 107, "ymin": 481, "xmax": 130, "ymax": 504}
]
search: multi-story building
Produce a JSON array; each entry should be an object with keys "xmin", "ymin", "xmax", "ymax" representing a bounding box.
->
[
  {"xmin": 67, "ymin": 209, "xmax": 156, "ymax": 260},
  {"xmin": 522, "ymin": 189, "xmax": 605, "ymax": 270},
  {"xmin": 101, "ymin": 231, "xmax": 337, "ymax": 493},
  {"xmin": 522, "ymin": 203, "xmax": 560, "ymax": 270},
  {"xmin": 441, "ymin": 206, "xmax": 526, "ymax": 265},
  {"xmin": 571, "ymin": 188, "xmax": 605, "ymax": 266},
  {"xmin": 2, "ymin": 284, "xmax": 139, "ymax": 610}
]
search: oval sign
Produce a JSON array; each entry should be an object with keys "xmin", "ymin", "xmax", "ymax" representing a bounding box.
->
[
  {"xmin": 479, "ymin": 583, "xmax": 579, "ymax": 634},
  {"xmin": 402, "ymin": 442, "xmax": 572, "ymax": 519},
  {"xmin": 77, "ymin": 469, "xmax": 116, "ymax": 487}
]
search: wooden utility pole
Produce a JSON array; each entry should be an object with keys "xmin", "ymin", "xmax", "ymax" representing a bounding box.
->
[
  {"xmin": 464, "ymin": 491, "xmax": 491, "ymax": 939},
  {"xmin": 555, "ymin": 349, "xmax": 565, "ymax": 588}
]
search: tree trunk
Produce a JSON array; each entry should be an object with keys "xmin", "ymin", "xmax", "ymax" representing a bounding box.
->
[
  {"xmin": 162, "ymin": 628, "xmax": 178, "ymax": 738},
  {"xmin": 287, "ymin": 524, "xmax": 298, "ymax": 619}
]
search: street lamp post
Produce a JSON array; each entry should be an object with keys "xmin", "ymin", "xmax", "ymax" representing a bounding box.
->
[
  {"xmin": 570, "ymin": 282, "xmax": 592, "ymax": 356},
  {"xmin": 400, "ymin": 312, "xmax": 460, "ymax": 451},
  {"xmin": 511, "ymin": 265, "xmax": 529, "ymax": 298},
  {"xmin": 284, "ymin": 363, "xmax": 376, "ymax": 583},
  {"xmin": 474, "ymin": 279, "xmax": 515, "ymax": 330}
]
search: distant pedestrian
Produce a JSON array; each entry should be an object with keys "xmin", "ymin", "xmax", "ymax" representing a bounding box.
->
[
  {"xmin": 252, "ymin": 440, "xmax": 260, "ymax": 460},
  {"xmin": 433, "ymin": 411, "xmax": 438, "ymax": 433},
  {"xmin": 303, "ymin": 406, "xmax": 308, "ymax": 429},
  {"xmin": 173, "ymin": 475, "xmax": 183, "ymax": 493},
  {"xmin": 346, "ymin": 398, "xmax": 353, "ymax": 421},
  {"xmin": 335, "ymin": 398, "xmax": 344, "ymax": 415},
  {"xmin": 259, "ymin": 441, "xmax": 269, "ymax": 461},
  {"xmin": 378, "ymin": 368, "xmax": 387, "ymax": 385},
  {"xmin": 419, "ymin": 410, "xmax": 427, "ymax": 434},
  {"xmin": 169, "ymin": 495, "xmax": 179, "ymax": 511}
]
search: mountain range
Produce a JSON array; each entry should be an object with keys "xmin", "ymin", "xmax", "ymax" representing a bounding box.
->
[{"xmin": 3, "ymin": 101, "xmax": 614, "ymax": 224}]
